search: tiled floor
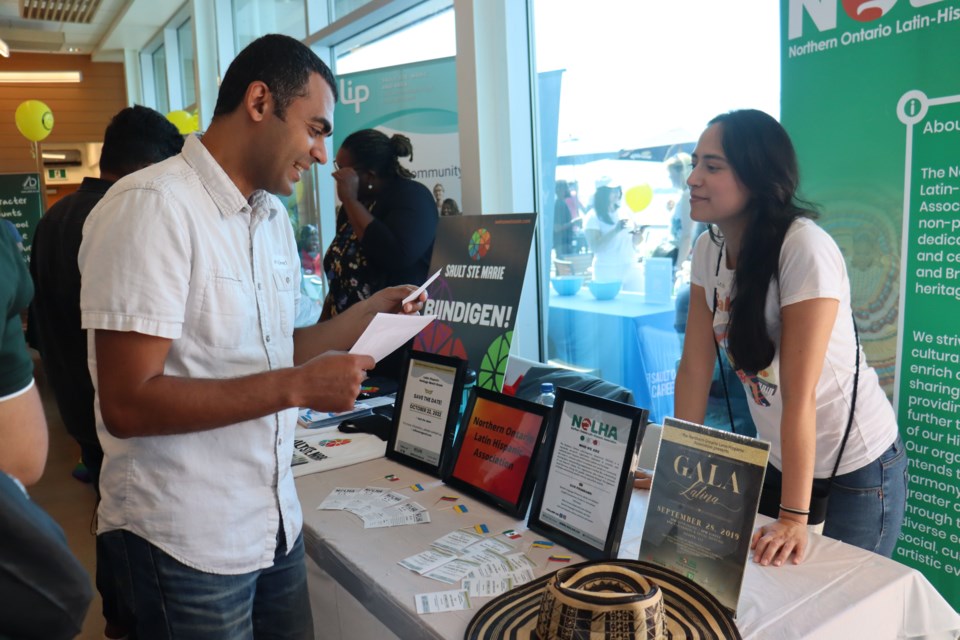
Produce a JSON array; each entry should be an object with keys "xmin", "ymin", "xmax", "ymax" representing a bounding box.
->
[{"xmin": 28, "ymin": 353, "xmax": 105, "ymax": 640}]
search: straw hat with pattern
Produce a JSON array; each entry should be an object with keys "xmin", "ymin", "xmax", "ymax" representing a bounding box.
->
[{"xmin": 465, "ymin": 559, "xmax": 741, "ymax": 640}]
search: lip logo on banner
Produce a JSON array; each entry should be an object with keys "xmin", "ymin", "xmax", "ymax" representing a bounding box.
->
[
  {"xmin": 340, "ymin": 79, "xmax": 370, "ymax": 114},
  {"xmin": 468, "ymin": 228, "xmax": 491, "ymax": 261}
]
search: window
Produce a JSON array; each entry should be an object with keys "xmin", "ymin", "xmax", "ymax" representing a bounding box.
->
[
  {"xmin": 332, "ymin": 0, "xmax": 374, "ymax": 21},
  {"xmin": 532, "ymin": 0, "xmax": 780, "ymax": 422},
  {"xmin": 232, "ymin": 0, "xmax": 307, "ymax": 51},
  {"xmin": 151, "ymin": 45, "xmax": 170, "ymax": 115},
  {"xmin": 333, "ymin": 2, "xmax": 454, "ymax": 74},
  {"xmin": 177, "ymin": 18, "xmax": 197, "ymax": 109}
]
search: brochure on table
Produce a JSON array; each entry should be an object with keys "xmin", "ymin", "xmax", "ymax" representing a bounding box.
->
[
  {"xmin": 638, "ymin": 417, "xmax": 770, "ymax": 616},
  {"xmin": 527, "ymin": 388, "xmax": 648, "ymax": 560},
  {"xmin": 387, "ymin": 350, "xmax": 466, "ymax": 477}
]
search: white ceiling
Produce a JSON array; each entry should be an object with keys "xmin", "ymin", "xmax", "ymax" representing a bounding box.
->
[{"xmin": 0, "ymin": 0, "xmax": 182, "ymax": 62}]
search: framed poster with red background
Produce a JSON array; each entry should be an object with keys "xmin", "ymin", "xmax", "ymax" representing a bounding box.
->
[{"xmin": 443, "ymin": 387, "xmax": 551, "ymax": 518}]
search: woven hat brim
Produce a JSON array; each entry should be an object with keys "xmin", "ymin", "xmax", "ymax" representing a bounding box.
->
[{"xmin": 464, "ymin": 559, "xmax": 741, "ymax": 640}]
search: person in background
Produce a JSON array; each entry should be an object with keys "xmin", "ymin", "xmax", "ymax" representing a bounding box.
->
[
  {"xmin": 298, "ymin": 223, "xmax": 322, "ymax": 274},
  {"xmin": 676, "ymin": 109, "xmax": 906, "ymax": 566},
  {"xmin": 323, "ymin": 129, "xmax": 437, "ymax": 379},
  {"xmin": 552, "ymin": 179, "xmax": 582, "ymax": 256},
  {"xmin": 666, "ymin": 152, "xmax": 702, "ymax": 271},
  {"xmin": 583, "ymin": 184, "xmax": 635, "ymax": 282},
  {"xmin": 29, "ymin": 104, "xmax": 183, "ymax": 640},
  {"xmin": 433, "ymin": 182, "xmax": 445, "ymax": 214},
  {"xmin": 441, "ymin": 197, "xmax": 461, "ymax": 217},
  {"xmin": 323, "ymin": 128, "xmax": 437, "ymax": 320},
  {"xmin": 1, "ymin": 230, "xmax": 93, "ymax": 639},
  {"xmin": 79, "ymin": 34, "xmax": 424, "ymax": 639}
]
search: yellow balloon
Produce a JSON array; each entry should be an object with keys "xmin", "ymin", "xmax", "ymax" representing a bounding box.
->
[
  {"xmin": 15, "ymin": 100, "xmax": 54, "ymax": 142},
  {"xmin": 166, "ymin": 110, "xmax": 197, "ymax": 135},
  {"xmin": 625, "ymin": 183, "xmax": 654, "ymax": 213}
]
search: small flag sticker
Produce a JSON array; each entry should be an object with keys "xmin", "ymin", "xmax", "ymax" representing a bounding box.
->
[
  {"xmin": 410, "ymin": 483, "xmax": 424, "ymax": 492},
  {"xmin": 548, "ymin": 555, "xmax": 571, "ymax": 563},
  {"xmin": 502, "ymin": 529, "xmax": 522, "ymax": 539},
  {"xmin": 453, "ymin": 504, "xmax": 469, "ymax": 514},
  {"xmin": 532, "ymin": 540, "xmax": 554, "ymax": 549},
  {"xmin": 474, "ymin": 524, "xmax": 489, "ymax": 534}
]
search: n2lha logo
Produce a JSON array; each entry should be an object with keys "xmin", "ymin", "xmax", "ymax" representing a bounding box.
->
[{"xmin": 788, "ymin": 0, "xmax": 945, "ymax": 39}]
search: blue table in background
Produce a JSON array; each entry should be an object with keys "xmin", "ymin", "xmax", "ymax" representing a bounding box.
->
[{"xmin": 547, "ymin": 290, "xmax": 680, "ymax": 423}]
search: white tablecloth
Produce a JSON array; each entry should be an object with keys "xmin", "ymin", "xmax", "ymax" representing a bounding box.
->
[{"xmin": 297, "ymin": 458, "xmax": 960, "ymax": 640}]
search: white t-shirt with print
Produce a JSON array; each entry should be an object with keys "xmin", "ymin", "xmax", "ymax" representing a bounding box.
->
[
  {"xmin": 690, "ymin": 217, "xmax": 898, "ymax": 476},
  {"xmin": 584, "ymin": 209, "xmax": 635, "ymax": 282}
]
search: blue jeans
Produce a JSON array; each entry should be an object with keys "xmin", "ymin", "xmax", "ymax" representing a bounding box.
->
[
  {"xmin": 99, "ymin": 527, "xmax": 313, "ymax": 640},
  {"xmin": 763, "ymin": 435, "xmax": 908, "ymax": 557}
]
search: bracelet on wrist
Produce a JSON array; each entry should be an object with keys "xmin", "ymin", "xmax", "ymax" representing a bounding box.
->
[{"xmin": 779, "ymin": 504, "xmax": 811, "ymax": 516}]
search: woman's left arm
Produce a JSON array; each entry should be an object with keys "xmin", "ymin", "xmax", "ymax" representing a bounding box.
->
[
  {"xmin": 362, "ymin": 184, "xmax": 437, "ymax": 269},
  {"xmin": 751, "ymin": 296, "xmax": 839, "ymax": 566}
]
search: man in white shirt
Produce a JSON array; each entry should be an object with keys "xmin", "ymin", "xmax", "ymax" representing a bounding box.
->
[{"xmin": 79, "ymin": 34, "xmax": 422, "ymax": 639}]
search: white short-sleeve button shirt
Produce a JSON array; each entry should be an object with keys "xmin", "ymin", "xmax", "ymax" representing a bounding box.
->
[{"xmin": 80, "ymin": 135, "xmax": 303, "ymax": 574}]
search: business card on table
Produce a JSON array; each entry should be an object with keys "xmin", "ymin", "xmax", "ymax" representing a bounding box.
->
[{"xmin": 414, "ymin": 589, "xmax": 470, "ymax": 614}]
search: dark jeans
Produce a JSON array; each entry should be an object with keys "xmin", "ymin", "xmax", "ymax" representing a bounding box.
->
[
  {"xmin": 761, "ymin": 435, "xmax": 908, "ymax": 557},
  {"xmin": 98, "ymin": 527, "xmax": 313, "ymax": 640}
]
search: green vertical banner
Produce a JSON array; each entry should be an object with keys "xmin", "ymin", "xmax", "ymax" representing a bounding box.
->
[
  {"xmin": 333, "ymin": 57, "xmax": 459, "ymax": 213},
  {"xmin": 780, "ymin": 0, "xmax": 960, "ymax": 607}
]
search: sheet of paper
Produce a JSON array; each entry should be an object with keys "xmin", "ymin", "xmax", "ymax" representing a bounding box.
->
[
  {"xmin": 349, "ymin": 312, "xmax": 436, "ymax": 363},
  {"xmin": 362, "ymin": 511, "xmax": 431, "ymax": 528},
  {"xmin": 317, "ymin": 487, "xmax": 363, "ymax": 510},
  {"xmin": 414, "ymin": 589, "xmax": 470, "ymax": 615},
  {"xmin": 423, "ymin": 559, "xmax": 480, "ymax": 584},
  {"xmin": 403, "ymin": 267, "xmax": 442, "ymax": 304},
  {"xmin": 462, "ymin": 559, "xmax": 516, "ymax": 578},
  {"xmin": 399, "ymin": 549, "xmax": 457, "ymax": 574},
  {"xmin": 431, "ymin": 530, "xmax": 484, "ymax": 555},
  {"xmin": 471, "ymin": 537, "xmax": 514, "ymax": 555},
  {"xmin": 462, "ymin": 578, "xmax": 513, "ymax": 598}
]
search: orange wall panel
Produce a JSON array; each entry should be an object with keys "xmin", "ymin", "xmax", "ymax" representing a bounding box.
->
[{"xmin": 0, "ymin": 53, "xmax": 126, "ymax": 175}]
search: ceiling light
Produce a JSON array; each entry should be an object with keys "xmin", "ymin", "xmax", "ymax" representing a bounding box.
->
[
  {"xmin": 0, "ymin": 38, "xmax": 9, "ymax": 57},
  {"xmin": 0, "ymin": 71, "xmax": 83, "ymax": 83},
  {"xmin": 41, "ymin": 152, "xmax": 68, "ymax": 161}
]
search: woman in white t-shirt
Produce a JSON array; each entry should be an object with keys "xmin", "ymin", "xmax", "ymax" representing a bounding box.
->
[
  {"xmin": 675, "ymin": 109, "xmax": 906, "ymax": 567},
  {"xmin": 584, "ymin": 185, "xmax": 636, "ymax": 282}
]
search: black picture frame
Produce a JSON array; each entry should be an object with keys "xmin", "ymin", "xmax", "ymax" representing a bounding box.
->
[
  {"xmin": 385, "ymin": 350, "xmax": 466, "ymax": 477},
  {"xmin": 443, "ymin": 387, "xmax": 552, "ymax": 518},
  {"xmin": 527, "ymin": 387, "xmax": 648, "ymax": 560}
]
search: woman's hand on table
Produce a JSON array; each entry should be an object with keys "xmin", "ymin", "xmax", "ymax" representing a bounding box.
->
[
  {"xmin": 633, "ymin": 469, "xmax": 653, "ymax": 490},
  {"xmin": 750, "ymin": 517, "xmax": 809, "ymax": 567}
]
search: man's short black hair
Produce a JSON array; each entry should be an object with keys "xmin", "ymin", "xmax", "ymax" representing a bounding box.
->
[
  {"xmin": 213, "ymin": 34, "xmax": 338, "ymax": 120},
  {"xmin": 99, "ymin": 105, "xmax": 185, "ymax": 177}
]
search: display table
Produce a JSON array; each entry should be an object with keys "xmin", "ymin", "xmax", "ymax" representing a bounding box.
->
[
  {"xmin": 297, "ymin": 457, "xmax": 960, "ymax": 640},
  {"xmin": 547, "ymin": 290, "xmax": 679, "ymax": 422}
]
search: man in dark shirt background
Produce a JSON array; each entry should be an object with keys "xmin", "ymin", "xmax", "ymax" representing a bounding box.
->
[{"xmin": 28, "ymin": 104, "xmax": 183, "ymax": 640}]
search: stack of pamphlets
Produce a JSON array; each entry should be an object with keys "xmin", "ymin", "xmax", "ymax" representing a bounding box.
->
[{"xmin": 297, "ymin": 402, "xmax": 373, "ymax": 429}]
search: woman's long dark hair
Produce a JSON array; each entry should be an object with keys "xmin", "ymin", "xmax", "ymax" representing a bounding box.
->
[
  {"xmin": 710, "ymin": 109, "xmax": 817, "ymax": 373},
  {"xmin": 340, "ymin": 129, "xmax": 415, "ymax": 179},
  {"xmin": 593, "ymin": 186, "xmax": 620, "ymax": 225}
]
